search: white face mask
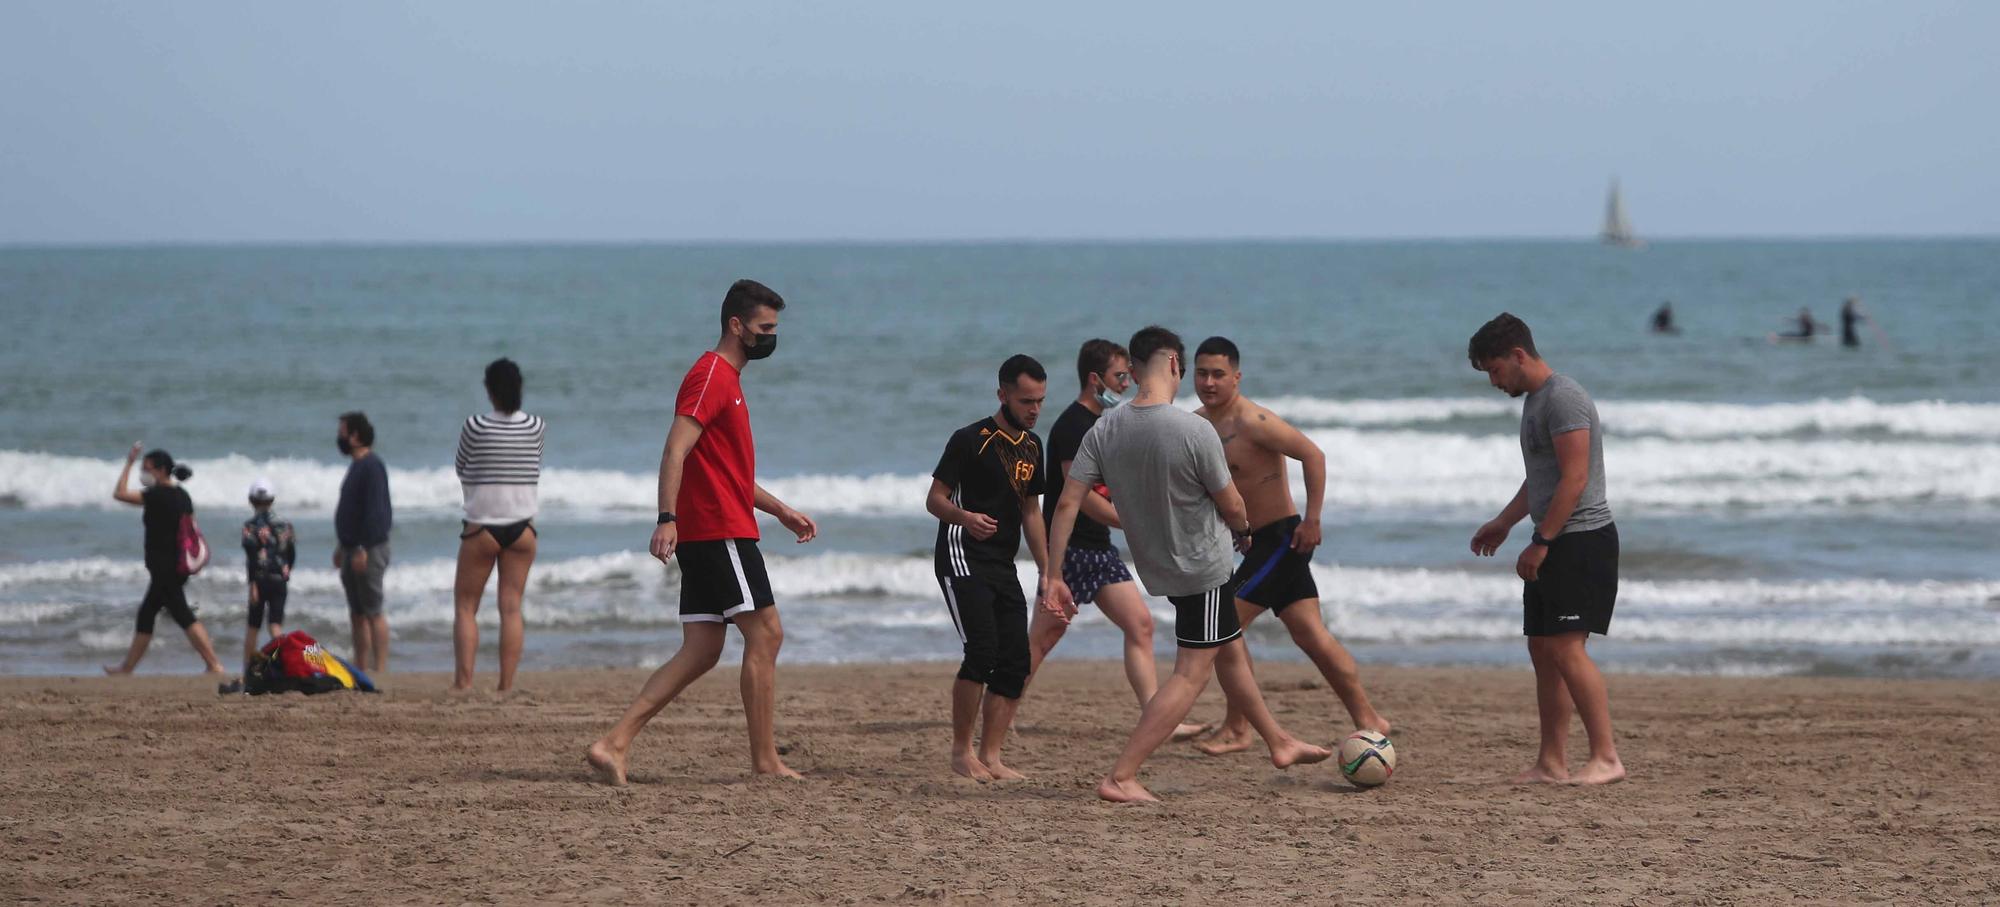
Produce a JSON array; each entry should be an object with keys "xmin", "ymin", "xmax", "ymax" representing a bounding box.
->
[
  {"xmin": 1094, "ymin": 387, "xmax": 1122, "ymax": 409},
  {"xmin": 139, "ymin": 471, "xmax": 157, "ymax": 488}
]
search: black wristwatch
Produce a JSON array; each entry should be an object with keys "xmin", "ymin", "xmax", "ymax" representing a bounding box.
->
[
  {"xmin": 1530, "ymin": 532, "xmax": 1554, "ymax": 547},
  {"xmin": 657, "ymin": 512, "xmax": 677, "ymax": 525}
]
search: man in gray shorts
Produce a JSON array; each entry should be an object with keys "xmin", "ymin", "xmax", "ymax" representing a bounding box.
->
[
  {"xmin": 1046, "ymin": 325, "xmax": 1331, "ymax": 803},
  {"xmin": 335, "ymin": 411, "xmax": 393, "ymax": 673}
]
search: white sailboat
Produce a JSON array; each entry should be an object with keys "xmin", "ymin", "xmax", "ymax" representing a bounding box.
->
[{"xmin": 1600, "ymin": 179, "xmax": 1641, "ymax": 247}]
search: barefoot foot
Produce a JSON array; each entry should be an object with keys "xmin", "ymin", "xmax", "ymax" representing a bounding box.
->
[
  {"xmin": 754, "ymin": 760, "xmax": 805, "ymax": 780},
  {"xmin": 980, "ymin": 757, "xmax": 1026, "ymax": 781},
  {"xmin": 1510, "ymin": 764, "xmax": 1568, "ymax": 784},
  {"xmin": 1567, "ymin": 758, "xmax": 1626, "ymax": 785},
  {"xmin": 1171, "ymin": 722, "xmax": 1213, "ymax": 741},
  {"xmin": 103, "ymin": 665, "xmax": 132, "ymax": 676},
  {"xmin": 1270, "ymin": 738, "xmax": 1333, "ymax": 770},
  {"xmin": 1096, "ymin": 775, "xmax": 1159, "ymax": 803},
  {"xmin": 586, "ymin": 740, "xmax": 628, "ymax": 787},
  {"xmin": 952, "ymin": 751, "xmax": 994, "ymax": 782},
  {"xmin": 1194, "ymin": 728, "xmax": 1255, "ymax": 756}
]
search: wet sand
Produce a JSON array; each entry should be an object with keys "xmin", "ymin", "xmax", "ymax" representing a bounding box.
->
[{"xmin": 3, "ymin": 661, "xmax": 1995, "ymax": 904}]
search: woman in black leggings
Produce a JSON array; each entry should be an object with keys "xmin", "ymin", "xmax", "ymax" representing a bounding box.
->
[{"xmin": 105, "ymin": 444, "xmax": 226, "ymax": 675}]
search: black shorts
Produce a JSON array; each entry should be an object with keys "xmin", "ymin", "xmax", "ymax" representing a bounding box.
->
[
  {"xmin": 678, "ymin": 539, "xmax": 776, "ymax": 623},
  {"xmin": 1061, "ymin": 546, "xmax": 1134, "ymax": 605},
  {"xmin": 939, "ymin": 572, "xmax": 1030, "ymax": 699},
  {"xmin": 1167, "ymin": 578, "xmax": 1244, "ymax": 649},
  {"xmin": 135, "ymin": 569, "xmax": 197, "ymax": 634},
  {"xmin": 1524, "ymin": 523, "xmax": 1619, "ymax": 637},
  {"xmin": 248, "ymin": 578, "xmax": 288, "ymax": 628},
  {"xmin": 1230, "ymin": 515, "xmax": 1318, "ymax": 613}
]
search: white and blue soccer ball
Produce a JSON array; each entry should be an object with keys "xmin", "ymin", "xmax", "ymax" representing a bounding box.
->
[{"xmin": 1338, "ymin": 730, "xmax": 1396, "ymax": 787}]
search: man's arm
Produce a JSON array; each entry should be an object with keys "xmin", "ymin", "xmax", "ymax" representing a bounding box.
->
[
  {"xmin": 649, "ymin": 415, "xmax": 704, "ymax": 562},
  {"xmin": 1241, "ymin": 410, "xmax": 1326, "ymax": 551},
  {"xmin": 754, "ymin": 482, "xmax": 818, "ymax": 543},
  {"xmin": 1019, "ymin": 495, "xmax": 1049, "ymax": 577},
  {"xmin": 1472, "ymin": 481, "xmax": 1530, "ymax": 556},
  {"xmin": 926, "ymin": 479, "xmax": 998, "ymax": 540},
  {"xmin": 1516, "ymin": 429, "xmax": 1590, "ymax": 581},
  {"xmin": 1042, "ymin": 481, "xmax": 1090, "ymax": 619},
  {"xmin": 1061, "ymin": 457, "xmax": 1121, "ymax": 528},
  {"xmin": 1208, "ymin": 482, "xmax": 1251, "ymax": 537}
]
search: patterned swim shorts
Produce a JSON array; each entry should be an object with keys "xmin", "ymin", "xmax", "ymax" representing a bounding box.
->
[{"xmin": 1062, "ymin": 546, "xmax": 1133, "ymax": 605}]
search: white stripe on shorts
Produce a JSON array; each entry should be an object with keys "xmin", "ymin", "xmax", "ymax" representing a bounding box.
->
[
  {"xmin": 722, "ymin": 540, "xmax": 756, "ymax": 618},
  {"xmin": 940, "ymin": 578, "xmax": 967, "ymax": 644}
]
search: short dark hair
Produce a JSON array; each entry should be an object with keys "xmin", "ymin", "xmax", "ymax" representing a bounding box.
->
[
  {"xmin": 340, "ymin": 411, "xmax": 375, "ymax": 447},
  {"xmin": 720, "ymin": 279, "xmax": 786, "ymax": 330},
  {"xmin": 485, "ymin": 358, "xmax": 523, "ymax": 413},
  {"xmin": 1195, "ymin": 336, "xmax": 1240, "ymax": 367},
  {"xmin": 1468, "ymin": 312, "xmax": 1540, "ymax": 365},
  {"xmin": 998, "ymin": 354, "xmax": 1046, "ymax": 387},
  {"xmin": 1127, "ymin": 325, "xmax": 1185, "ymax": 371},
  {"xmin": 1075, "ymin": 338, "xmax": 1129, "ymax": 388}
]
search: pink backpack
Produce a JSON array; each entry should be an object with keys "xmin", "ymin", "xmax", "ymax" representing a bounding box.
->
[{"xmin": 178, "ymin": 512, "xmax": 211, "ymax": 576}]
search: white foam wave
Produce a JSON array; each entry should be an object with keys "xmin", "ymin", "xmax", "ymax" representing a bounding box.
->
[
  {"xmin": 4, "ymin": 553, "xmax": 1997, "ymax": 648},
  {"xmin": 1261, "ymin": 395, "xmax": 2000, "ymax": 440},
  {"xmin": 6, "ymin": 420, "xmax": 1998, "ymax": 521}
]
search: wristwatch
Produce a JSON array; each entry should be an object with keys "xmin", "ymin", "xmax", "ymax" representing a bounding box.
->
[
  {"xmin": 1530, "ymin": 532, "xmax": 1554, "ymax": 547},
  {"xmin": 657, "ymin": 512, "xmax": 678, "ymax": 525}
]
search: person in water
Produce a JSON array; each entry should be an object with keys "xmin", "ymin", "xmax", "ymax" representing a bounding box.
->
[
  {"xmin": 1649, "ymin": 302, "xmax": 1677, "ymax": 335},
  {"xmin": 106, "ymin": 444, "xmax": 228, "ymax": 675},
  {"xmin": 1840, "ymin": 297, "xmax": 1867, "ymax": 348},
  {"xmin": 1776, "ymin": 307, "xmax": 1820, "ymax": 341}
]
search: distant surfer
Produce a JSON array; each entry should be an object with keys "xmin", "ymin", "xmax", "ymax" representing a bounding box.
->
[
  {"xmin": 1771, "ymin": 307, "xmax": 1821, "ymax": 343},
  {"xmin": 1840, "ymin": 297, "xmax": 1867, "ymax": 348},
  {"xmin": 1649, "ymin": 302, "xmax": 1678, "ymax": 335}
]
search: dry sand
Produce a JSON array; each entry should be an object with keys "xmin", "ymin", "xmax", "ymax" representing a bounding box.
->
[{"xmin": 3, "ymin": 661, "xmax": 1996, "ymax": 904}]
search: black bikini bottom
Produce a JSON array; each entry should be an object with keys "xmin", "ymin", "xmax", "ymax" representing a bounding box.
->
[{"xmin": 462, "ymin": 519, "xmax": 536, "ymax": 550}]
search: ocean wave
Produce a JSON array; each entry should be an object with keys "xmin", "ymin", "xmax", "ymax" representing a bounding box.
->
[
  {"xmin": 4, "ymin": 553, "xmax": 1996, "ymax": 648},
  {"xmin": 1260, "ymin": 395, "xmax": 2000, "ymax": 440},
  {"xmin": 5, "ymin": 421, "xmax": 1997, "ymax": 521}
]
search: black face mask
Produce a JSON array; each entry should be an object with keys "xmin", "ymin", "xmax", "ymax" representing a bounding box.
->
[
  {"xmin": 337, "ymin": 435, "xmax": 354, "ymax": 455},
  {"xmin": 742, "ymin": 331, "xmax": 778, "ymax": 361}
]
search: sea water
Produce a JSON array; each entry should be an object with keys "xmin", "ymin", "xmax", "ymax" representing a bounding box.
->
[{"xmin": 2, "ymin": 241, "xmax": 1995, "ymax": 676}]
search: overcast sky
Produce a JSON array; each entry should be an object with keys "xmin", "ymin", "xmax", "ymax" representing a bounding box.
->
[{"xmin": 2, "ymin": 2, "xmax": 1995, "ymax": 243}]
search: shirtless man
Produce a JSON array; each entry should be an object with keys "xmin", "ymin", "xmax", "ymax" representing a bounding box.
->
[{"xmin": 1189, "ymin": 336, "xmax": 1390, "ymax": 755}]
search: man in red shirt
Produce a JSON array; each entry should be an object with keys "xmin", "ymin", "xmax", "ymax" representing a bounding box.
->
[{"xmin": 588, "ymin": 279, "xmax": 819, "ymax": 785}]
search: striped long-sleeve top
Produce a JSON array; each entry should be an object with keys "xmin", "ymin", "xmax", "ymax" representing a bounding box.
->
[{"xmin": 455, "ymin": 410, "xmax": 546, "ymax": 524}]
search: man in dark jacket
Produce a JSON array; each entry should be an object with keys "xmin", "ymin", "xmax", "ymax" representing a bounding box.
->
[{"xmin": 335, "ymin": 411, "xmax": 393, "ymax": 673}]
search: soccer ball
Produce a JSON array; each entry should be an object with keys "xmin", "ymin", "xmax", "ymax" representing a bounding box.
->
[{"xmin": 1337, "ymin": 730, "xmax": 1396, "ymax": 787}]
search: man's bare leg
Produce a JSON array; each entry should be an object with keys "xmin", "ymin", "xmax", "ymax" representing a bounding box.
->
[
  {"xmin": 1212, "ymin": 638, "xmax": 1332, "ymax": 769},
  {"xmin": 951, "ymin": 678, "xmax": 994, "ymax": 781},
  {"xmin": 1025, "ymin": 606, "xmax": 1068, "ymax": 675},
  {"xmin": 1275, "ymin": 601, "xmax": 1390, "ymax": 734},
  {"xmin": 1094, "ymin": 583, "xmax": 1208, "ymax": 740},
  {"xmin": 104, "ymin": 631, "xmax": 151, "ymax": 675},
  {"xmin": 349, "ymin": 613, "xmax": 370, "ymax": 675},
  {"xmin": 1547, "ymin": 632, "xmax": 1624, "ymax": 784},
  {"xmin": 1514, "ymin": 636, "xmax": 1572, "ymax": 783},
  {"xmin": 733, "ymin": 608, "xmax": 800, "ymax": 778},
  {"xmin": 586, "ymin": 621, "xmax": 727, "ymax": 785},
  {"xmin": 1100, "ymin": 646, "xmax": 1218, "ymax": 803},
  {"xmin": 367, "ymin": 614, "xmax": 390, "ymax": 674},
  {"xmin": 976, "ymin": 692, "xmax": 1025, "ymax": 780},
  {"xmin": 1196, "ymin": 600, "xmax": 1265, "ymax": 755}
]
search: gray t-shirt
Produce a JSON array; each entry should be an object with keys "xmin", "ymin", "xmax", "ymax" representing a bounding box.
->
[
  {"xmin": 1069, "ymin": 402, "xmax": 1235, "ymax": 597},
  {"xmin": 1520, "ymin": 374, "xmax": 1613, "ymax": 535}
]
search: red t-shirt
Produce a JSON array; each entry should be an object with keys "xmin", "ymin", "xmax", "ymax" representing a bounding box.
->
[{"xmin": 673, "ymin": 351, "xmax": 759, "ymax": 542}]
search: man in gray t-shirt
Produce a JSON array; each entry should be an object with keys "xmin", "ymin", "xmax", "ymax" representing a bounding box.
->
[
  {"xmin": 1068, "ymin": 401, "xmax": 1234, "ymax": 600},
  {"xmin": 1468, "ymin": 313, "xmax": 1626, "ymax": 787},
  {"xmin": 1046, "ymin": 326, "xmax": 1330, "ymax": 803}
]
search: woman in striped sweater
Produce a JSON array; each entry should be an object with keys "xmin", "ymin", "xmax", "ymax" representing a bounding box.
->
[{"xmin": 451, "ymin": 358, "xmax": 546, "ymax": 692}]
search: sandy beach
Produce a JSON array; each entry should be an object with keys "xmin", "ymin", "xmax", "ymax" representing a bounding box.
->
[{"xmin": 3, "ymin": 661, "xmax": 1995, "ymax": 905}]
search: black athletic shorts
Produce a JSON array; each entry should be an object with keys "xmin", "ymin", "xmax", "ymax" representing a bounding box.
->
[
  {"xmin": 939, "ymin": 572, "xmax": 1031, "ymax": 699},
  {"xmin": 678, "ymin": 538, "xmax": 776, "ymax": 624},
  {"xmin": 1167, "ymin": 577, "xmax": 1244, "ymax": 649},
  {"xmin": 1523, "ymin": 523, "xmax": 1619, "ymax": 637},
  {"xmin": 1230, "ymin": 515, "xmax": 1318, "ymax": 613},
  {"xmin": 248, "ymin": 578, "xmax": 288, "ymax": 628}
]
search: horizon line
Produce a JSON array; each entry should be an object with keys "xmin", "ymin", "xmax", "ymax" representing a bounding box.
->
[{"xmin": 3, "ymin": 232, "xmax": 1997, "ymax": 251}]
